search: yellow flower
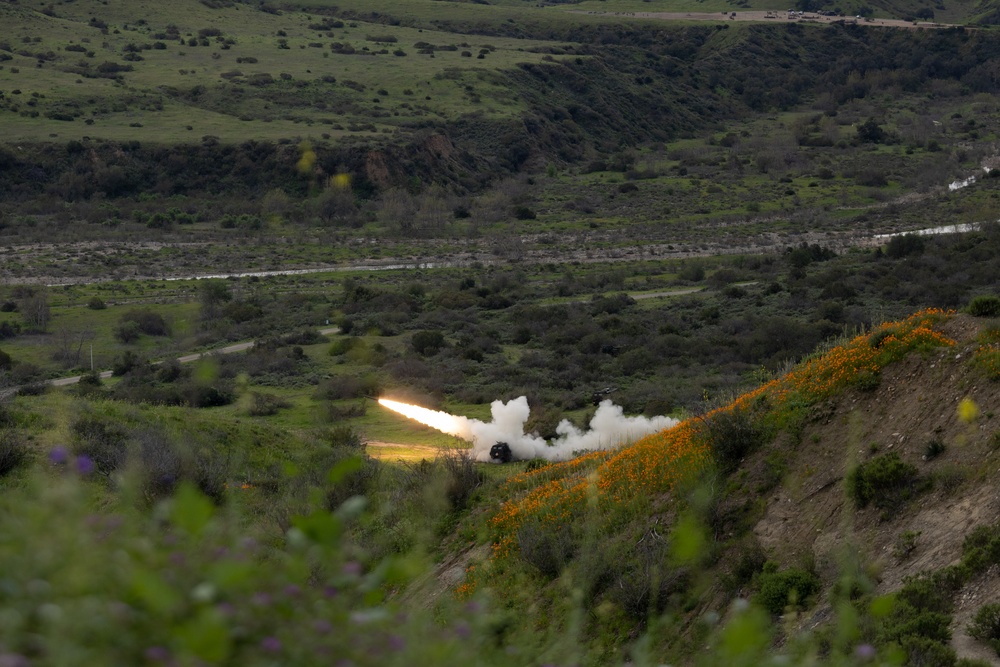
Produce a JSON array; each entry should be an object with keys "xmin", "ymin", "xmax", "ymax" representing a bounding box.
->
[{"xmin": 958, "ymin": 398, "xmax": 980, "ymax": 424}]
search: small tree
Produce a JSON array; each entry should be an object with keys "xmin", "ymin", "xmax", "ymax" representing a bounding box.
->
[
  {"xmin": 199, "ymin": 280, "xmax": 232, "ymax": 321},
  {"xmin": 19, "ymin": 291, "xmax": 50, "ymax": 332},
  {"xmin": 857, "ymin": 118, "xmax": 886, "ymax": 144}
]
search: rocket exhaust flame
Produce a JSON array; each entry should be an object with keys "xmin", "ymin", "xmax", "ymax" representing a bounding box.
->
[
  {"xmin": 378, "ymin": 396, "xmax": 679, "ymax": 463},
  {"xmin": 376, "ymin": 398, "xmax": 472, "ymax": 439}
]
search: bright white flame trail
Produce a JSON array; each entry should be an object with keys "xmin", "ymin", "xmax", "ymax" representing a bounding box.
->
[
  {"xmin": 376, "ymin": 398, "xmax": 473, "ymax": 439},
  {"xmin": 378, "ymin": 396, "xmax": 679, "ymax": 462}
]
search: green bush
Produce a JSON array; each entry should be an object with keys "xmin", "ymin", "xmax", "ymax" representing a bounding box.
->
[
  {"xmin": 755, "ymin": 566, "xmax": 820, "ymax": 615},
  {"xmin": 968, "ymin": 603, "xmax": 1000, "ymax": 655},
  {"xmin": 962, "ymin": 523, "xmax": 1000, "ymax": 572},
  {"xmin": 968, "ymin": 295, "xmax": 1000, "ymax": 318},
  {"xmin": 442, "ymin": 451, "xmax": 483, "ymax": 511},
  {"xmin": 0, "ymin": 429, "xmax": 28, "ymax": 477},
  {"xmin": 411, "ymin": 330, "xmax": 445, "ymax": 356},
  {"xmin": 517, "ymin": 520, "xmax": 576, "ymax": 578},
  {"xmin": 702, "ymin": 404, "xmax": 772, "ymax": 474},
  {"xmin": 246, "ymin": 391, "xmax": 290, "ymax": 417},
  {"xmin": 71, "ymin": 412, "xmax": 131, "ymax": 475},
  {"xmin": 846, "ymin": 453, "xmax": 921, "ymax": 510},
  {"xmin": 898, "ymin": 635, "xmax": 957, "ymax": 666}
]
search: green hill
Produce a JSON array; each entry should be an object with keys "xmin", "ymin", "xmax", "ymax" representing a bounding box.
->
[
  {"xmin": 1, "ymin": 303, "xmax": 999, "ymax": 665},
  {"xmin": 3, "ymin": 0, "xmax": 1000, "ymax": 664}
]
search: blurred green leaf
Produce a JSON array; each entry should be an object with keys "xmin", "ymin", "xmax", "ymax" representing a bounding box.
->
[
  {"xmin": 336, "ymin": 495, "xmax": 367, "ymax": 520},
  {"xmin": 208, "ymin": 560, "xmax": 256, "ymax": 591},
  {"xmin": 870, "ymin": 594, "xmax": 895, "ymax": 618},
  {"xmin": 130, "ymin": 568, "xmax": 182, "ymax": 616},
  {"xmin": 328, "ymin": 456, "xmax": 363, "ymax": 485},
  {"xmin": 171, "ymin": 482, "xmax": 214, "ymax": 537},
  {"xmin": 291, "ymin": 510, "xmax": 342, "ymax": 547},
  {"xmin": 670, "ymin": 513, "xmax": 706, "ymax": 564},
  {"xmin": 175, "ymin": 608, "xmax": 231, "ymax": 663},
  {"xmin": 718, "ymin": 604, "xmax": 770, "ymax": 664}
]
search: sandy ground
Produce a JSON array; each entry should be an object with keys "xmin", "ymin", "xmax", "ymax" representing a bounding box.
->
[{"xmin": 581, "ymin": 9, "xmax": 955, "ymax": 30}]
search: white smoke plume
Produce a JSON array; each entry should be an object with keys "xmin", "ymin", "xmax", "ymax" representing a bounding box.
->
[{"xmin": 378, "ymin": 396, "xmax": 679, "ymax": 462}]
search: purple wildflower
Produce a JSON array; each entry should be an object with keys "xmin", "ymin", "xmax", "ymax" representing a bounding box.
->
[
  {"xmin": 0, "ymin": 654, "xmax": 30, "ymax": 667},
  {"xmin": 144, "ymin": 646, "xmax": 170, "ymax": 662},
  {"xmin": 49, "ymin": 446, "xmax": 68, "ymax": 466},
  {"xmin": 313, "ymin": 619, "xmax": 332, "ymax": 634},
  {"xmin": 854, "ymin": 644, "xmax": 876, "ymax": 660},
  {"xmin": 252, "ymin": 592, "xmax": 272, "ymax": 607},
  {"xmin": 283, "ymin": 584, "xmax": 301, "ymax": 598},
  {"xmin": 75, "ymin": 455, "xmax": 95, "ymax": 476},
  {"xmin": 387, "ymin": 635, "xmax": 405, "ymax": 652},
  {"xmin": 260, "ymin": 636, "xmax": 282, "ymax": 653},
  {"xmin": 342, "ymin": 561, "xmax": 362, "ymax": 577}
]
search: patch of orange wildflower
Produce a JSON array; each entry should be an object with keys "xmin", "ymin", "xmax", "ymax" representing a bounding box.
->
[{"xmin": 487, "ymin": 309, "xmax": 955, "ymax": 561}]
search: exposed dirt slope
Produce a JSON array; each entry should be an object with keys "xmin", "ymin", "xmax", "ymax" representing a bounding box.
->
[{"xmin": 747, "ymin": 314, "xmax": 1000, "ymax": 663}]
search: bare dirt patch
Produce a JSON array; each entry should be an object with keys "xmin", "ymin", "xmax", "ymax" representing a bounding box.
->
[
  {"xmin": 584, "ymin": 9, "xmax": 956, "ymax": 31},
  {"xmin": 748, "ymin": 314, "xmax": 1000, "ymax": 661}
]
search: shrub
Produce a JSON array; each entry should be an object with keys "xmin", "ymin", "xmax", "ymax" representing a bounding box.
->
[
  {"xmin": 517, "ymin": 520, "xmax": 575, "ymax": 578},
  {"xmin": 894, "ymin": 530, "xmax": 921, "ymax": 561},
  {"xmin": 962, "ymin": 523, "xmax": 1000, "ymax": 572},
  {"xmin": 71, "ymin": 412, "xmax": 130, "ymax": 475},
  {"xmin": 846, "ymin": 452, "xmax": 921, "ymax": 511},
  {"xmin": 968, "ymin": 603, "xmax": 1000, "ymax": 655},
  {"xmin": 755, "ymin": 566, "xmax": 820, "ymax": 615},
  {"xmin": 313, "ymin": 375, "xmax": 380, "ymax": 400},
  {"xmin": 0, "ymin": 429, "xmax": 28, "ymax": 477},
  {"xmin": 134, "ymin": 428, "xmax": 184, "ymax": 500},
  {"xmin": 442, "ymin": 451, "xmax": 483, "ymax": 511},
  {"xmin": 925, "ymin": 437, "xmax": 946, "ymax": 460},
  {"xmin": 0, "ymin": 321, "xmax": 19, "ymax": 339},
  {"xmin": 112, "ymin": 351, "xmax": 147, "ymax": 376},
  {"xmin": 968, "ymin": 295, "xmax": 1000, "ymax": 318},
  {"xmin": 119, "ymin": 309, "xmax": 170, "ymax": 337},
  {"xmin": 329, "ymin": 337, "xmax": 362, "ymax": 356},
  {"xmin": 513, "ymin": 206, "xmax": 536, "ymax": 220},
  {"xmin": 78, "ymin": 370, "xmax": 103, "ymax": 387},
  {"xmin": 411, "ymin": 330, "xmax": 445, "ymax": 356},
  {"xmin": 606, "ymin": 535, "xmax": 690, "ymax": 620},
  {"xmin": 0, "ymin": 348, "xmax": 11, "ymax": 371},
  {"xmin": 701, "ymin": 404, "xmax": 772, "ymax": 474},
  {"xmin": 885, "ymin": 234, "xmax": 925, "ymax": 258},
  {"xmin": 115, "ymin": 320, "xmax": 141, "ymax": 343},
  {"xmin": 185, "ymin": 382, "xmax": 234, "ymax": 408},
  {"xmin": 246, "ymin": 391, "xmax": 290, "ymax": 416},
  {"xmin": 87, "ymin": 297, "xmax": 106, "ymax": 310}
]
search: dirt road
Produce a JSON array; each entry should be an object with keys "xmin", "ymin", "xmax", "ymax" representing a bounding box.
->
[
  {"xmin": 46, "ymin": 326, "xmax": 340, "ymax": 388},
  {"xmin": 582, "ymin": 9, "xmax": 955, "ymax": 30}
]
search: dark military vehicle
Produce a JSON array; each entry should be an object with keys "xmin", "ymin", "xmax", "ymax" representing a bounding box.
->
[{"xmin": 489, "ymin": 442, "xmax": 513, "ymax": 463}]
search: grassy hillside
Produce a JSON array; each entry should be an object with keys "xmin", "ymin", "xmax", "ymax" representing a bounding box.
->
[
  {"xmin": 4, "ymin": 0, "xmax": 1000, "ymax": 278},
  {"xmin": 2, "ymin": 300, "xmax": 999, "ymax": 665},
  {"xmin": 3, "ymin": 0, "xmax": 1000, "ymax": 664}
]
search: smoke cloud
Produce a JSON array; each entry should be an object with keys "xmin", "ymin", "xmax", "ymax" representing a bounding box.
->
[{"xmin": 378, "ymin": 396, "xmax": 679, "ymax": 462}]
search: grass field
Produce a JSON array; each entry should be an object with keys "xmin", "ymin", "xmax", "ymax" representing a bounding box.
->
[{"xmin": 0, "ymin": 0, "xmax": 574, "ymax": 143}]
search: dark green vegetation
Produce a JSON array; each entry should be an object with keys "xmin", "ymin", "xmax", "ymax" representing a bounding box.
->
[
  {"xmin": 2, "ymin": 228, "xmax": 999, "ymax": 417},
  {"xmin": 4, "ymin": 0, "xmax": 1000, "ymax": 664},
  {"xmin": 3, "ymin": 0, "xmax": 1000, "ymax": 284}
]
